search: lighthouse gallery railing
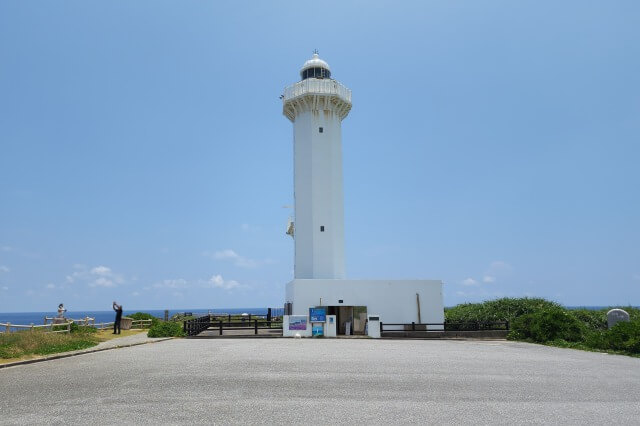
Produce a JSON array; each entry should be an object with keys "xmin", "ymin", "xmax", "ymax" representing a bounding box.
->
[{"xmin": 283, "ymin": 79, "xmax": 352, "ymax": 103}]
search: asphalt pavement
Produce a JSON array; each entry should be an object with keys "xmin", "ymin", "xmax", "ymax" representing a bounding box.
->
[{"xmin": 1, "ymin": 338, "xmax": 639, "ymax": 424}]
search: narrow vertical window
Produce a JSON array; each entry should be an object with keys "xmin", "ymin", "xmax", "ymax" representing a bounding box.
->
[
  {"xmin": 320, "ymin": 226, "xmax": 325, "ymax": 232},
  {"xmin": 319, "ymin": 127, "xmax": 323, "ymax": 133}
]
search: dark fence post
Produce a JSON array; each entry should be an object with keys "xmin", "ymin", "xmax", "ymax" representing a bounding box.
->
[
  {"xmin": 411, "ymin": 322, "xmax": 415, "ymax": 331},
  {"xmin": 254, "ymin": 319, "xmax": 258, "ymax": 335},
  {"xmin": 380, "ymin": 322, "xmax": 383, "ymax": 333},
  {"xmin": 267, "ymin": 308, "xmax": 272, "ymax": 322}
]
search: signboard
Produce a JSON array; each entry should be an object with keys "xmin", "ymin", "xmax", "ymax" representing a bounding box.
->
[
  {"xmin": 309, "ymin": 307, "xmax": 326, "ymax": 322},
  {"xmin": 288, "ymin": 316, "xmax": 307, "ymax": 331},
  {"xmin": 312, "ymin": 324, "xmax": 324, "ymax": 336}
]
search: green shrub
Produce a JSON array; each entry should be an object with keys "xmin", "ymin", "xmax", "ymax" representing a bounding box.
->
[
  {"xmin": 147, "ymin": 321, "xmax": 185, "ymax": 338},
  {"xmin": 569, "ymin": 309, "xmax": 608, "ymax": 332},
  {"xmin": 128, "ymin": 312, "xmax": 160, "ymax": 326},
  {"xmin": 604, "ymin": 320, "xmax": 640, "ymax": 353},
  {"xmin": 446, "ymin": 297, "xmax": 561, "ymax": 323},
  {"xmin": 51, "ymin": 322, "xmax": 98, "ymax": 334},
  {"xmin": 51, "ymin": 323, "xmax": 72, "ymax": 332},
  {"xmin": 508, "ymin": 307, "xmax": 584, "ymax": 343}
]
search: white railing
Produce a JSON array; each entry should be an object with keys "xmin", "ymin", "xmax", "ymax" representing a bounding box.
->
[
  {"xmin": 44, "ymin": 316, "xmax": 96, "ymax": 326},
  {"xmin": 0, "ymin": 318, "xmax": 153, "ymax": 334},
  {"xmin": 283, "ymin": 79, "xmax": 352, "ymax": 103},
  {"xmin": 1, "ymin": 321, "xmax": 73, "ymax": 334}
]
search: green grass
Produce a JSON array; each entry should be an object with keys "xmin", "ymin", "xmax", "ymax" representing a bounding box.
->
[{"xmin": 0, "ymin": 330, "xmax": 99, "ymax": 359}]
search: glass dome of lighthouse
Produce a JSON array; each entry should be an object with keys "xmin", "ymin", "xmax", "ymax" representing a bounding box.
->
[{"xmin": 300, "ymin": 52, "xmax": 331, "ymax": 80}]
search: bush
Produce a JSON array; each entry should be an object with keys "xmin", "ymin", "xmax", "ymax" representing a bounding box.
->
[
  {"xmin": 445, "ymin": 297, "xmax": 561, "ymax": 323},
  {"xmin": 508, "ymin": 307, "xmax": 585, "ymax": 343},
  {"xmin": 604, "ymin": 320, "xmax": 640, "ymax": 353},
  {"xmin": 147, "ymin": 321, "xmax": 185, "ymax": 338},
  {"xmin": 128, "ymin": 312, "xmax": 160, "ymax": 326},
  {"xmin": 569, "ymin": 309, "xmax": 608, "ymax": 332},
  {"xmin": 51, "ymin": 322, "xmax": 98, "ymax": 333}
]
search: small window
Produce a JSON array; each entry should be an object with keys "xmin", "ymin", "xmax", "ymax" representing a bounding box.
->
[
  {"xmin": 320, "ymin": 226, "xmax": 325, "ymax": 232},
  {"xmin": 319, "ymin": 127, "xmax": 323, "ymax": 133}
]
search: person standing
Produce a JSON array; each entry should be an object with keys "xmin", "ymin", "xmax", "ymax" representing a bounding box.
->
[
  {"xmin": 57, "ymin": 303, "xmax": 67, "ymax": 318},
  {"xmin": 112, "ymin": 301, "xmax": 123, "ymax": 334}
]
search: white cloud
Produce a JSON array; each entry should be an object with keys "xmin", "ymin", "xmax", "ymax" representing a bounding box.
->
[
  {"xmin": 462, "ymin": 278, "xmax": 479, "ymax": 286},
  {"xmin": 90, "ymin": 277, "xmax": 116, "ymax": 288},
  {"xmin": 153, "ymin": 279, "xmax": 189, "ymax": 289},
  {"xmin": 66, "ymin": 264, "xmax": 124, "ymax": 287},
  {"xmin": 204, "ymin": 274, "xmax": 241, "ymax": 290},
  {"xmin": 1, "ymin": 286, "xmax": 8, "ymax": 291},
  {"xmin": 0, "ymin": 265, "xmax": 9, "ymax": 273},
  {"xmin": 204, "ymin": 249, "xmax": 272, "ymax": 269},
  {"xmin": 209, "ymin": 274, "xmax": 224, "ymax": 286},
  {"xmin": 213, "ymin": 249, "xmax": 239, "ymax": 260},
  {"xmin": 91, "ymin": 266, "xmax": 112, "ymax": 276},
  {"xmin": 483, "ymin": 275, "xmax": 495, "ymax": 283},
  {"xmin": 132, "ymin": 291, "xmax": 140, "ymax": 296},
  {"xmin": 487, "ymin": 261, "xmax": 513, "ymax": 276},
  {"xmin": 45, "ymin": 283, "xmax": 56, "ymax": 289}
]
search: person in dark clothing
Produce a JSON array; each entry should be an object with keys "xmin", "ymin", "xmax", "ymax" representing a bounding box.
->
[{"xmin": 113, "ymin": 301, "xmax": 123, "ymax": 334}]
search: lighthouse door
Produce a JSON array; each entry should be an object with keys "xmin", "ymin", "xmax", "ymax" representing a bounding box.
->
[{"xmin": 328, "ymin": 306, "xmax": 367, "ymax": 335}]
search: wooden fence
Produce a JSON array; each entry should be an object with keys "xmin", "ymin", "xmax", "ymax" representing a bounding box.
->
[
  {"xmin": 0, "ymin": 321, "xmax": 73, "ymax": 334},
  {"xmin": 0, "ymin": 318, "xmax": 153, "ymax": 334}
]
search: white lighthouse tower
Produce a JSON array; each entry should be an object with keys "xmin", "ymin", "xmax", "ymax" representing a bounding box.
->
[
  {"xmin": 282, "ymin": 53, "xmax": 444, "ymax": 336},
  {"xmin": 283, "ymin": 53, "xmax": 351, "ymax": 279}
]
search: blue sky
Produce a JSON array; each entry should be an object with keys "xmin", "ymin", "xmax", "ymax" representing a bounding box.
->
[{"xmin": 1, "ymin": 1, "xmax": 638, "ymax": 312}]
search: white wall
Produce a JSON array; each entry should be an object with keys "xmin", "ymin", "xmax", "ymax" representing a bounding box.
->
[
  {"xmin": 285, "ymin": 279, "xmax": 444, "ymax": 326},
  {"xmin": 293, "ymin": 107, "xmax": 346, "ymax": 279}
]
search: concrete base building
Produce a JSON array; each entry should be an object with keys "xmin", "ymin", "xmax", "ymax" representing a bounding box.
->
[{"xmin": 282, "ymin": 53, "xmax": 444, "ymax": 336}]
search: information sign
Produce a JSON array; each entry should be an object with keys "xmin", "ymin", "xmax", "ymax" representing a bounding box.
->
[
  {"xmin": 312, "ymin": 324, "xmax": 324, "ymax": 336},
  {"xmin": 309, "ymin": 307, "xmax": 326, "ymax": 322},
  {"xmin": 289, "ymin": 315, "xmax": 307, "ymax": 331}
]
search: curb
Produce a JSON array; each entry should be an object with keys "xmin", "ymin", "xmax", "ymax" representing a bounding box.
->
[{"xmin": 0, "ymin": 337, "xmax": 174, "ymax": 369}]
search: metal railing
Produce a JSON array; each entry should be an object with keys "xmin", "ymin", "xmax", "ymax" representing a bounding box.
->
[
  {"xmin": 380, "ymin": 321, "xmax": 509, "ymax": 333},
  {"xmin": 183, "ymin": 315, "xmax": 283, "ymax": 337},
  {"xmin": 184, "ymin": 315, "xmax": 212, "ymax": 336},
  {"xmin": 209, "ymin": 320, "xmax": 282, "ymax": 336},
  {"xmin": 283, "ymin": 79, "xmax": 352, "ymax": 103}
]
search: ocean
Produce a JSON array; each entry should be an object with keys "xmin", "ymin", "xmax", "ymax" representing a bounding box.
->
[{"xmin": 0, "ymin": 307, "xmax": 281, "ymax": 330}]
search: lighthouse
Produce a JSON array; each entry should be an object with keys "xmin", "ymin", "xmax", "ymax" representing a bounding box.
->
[
  {"xmin": 283, "ymin": 53, "xmax": 351, "ymax": 279},
  {"xmin": 282, "ymin": 53, "xmax": 444, "ymax": 337}
]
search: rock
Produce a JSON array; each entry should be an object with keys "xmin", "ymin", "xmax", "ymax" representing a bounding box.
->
[{"xmin": 607, "ymin": 309, "xmax": 630, "ymax": 329}]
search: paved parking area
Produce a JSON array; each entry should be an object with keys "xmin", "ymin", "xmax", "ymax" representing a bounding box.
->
[{"xmin": 1, "ymin": 339, "xmax": 639, "ymax": 424}]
